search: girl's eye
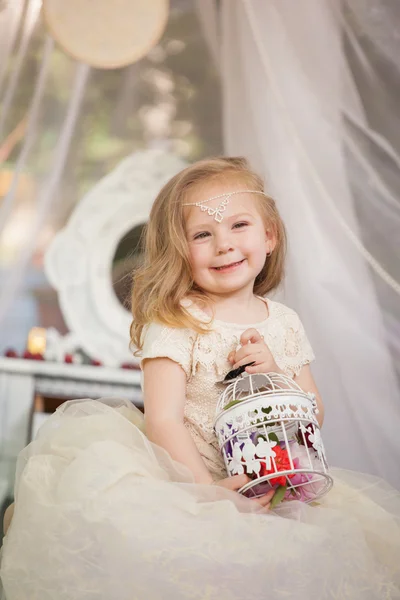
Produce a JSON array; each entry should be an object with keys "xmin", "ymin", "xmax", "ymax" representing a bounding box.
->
[
  {"xmin": 233, "ymin": 221, "xmax": 248, "ymax": 229},
  {"xmin": 193, "ymin": 231, "xmax": 211, "ymax": 240}
]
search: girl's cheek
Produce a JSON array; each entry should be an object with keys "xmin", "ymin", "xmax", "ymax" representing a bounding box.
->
[{"xmin": 191, "ymin": 246, "xmax": 207, "ymax": 262}]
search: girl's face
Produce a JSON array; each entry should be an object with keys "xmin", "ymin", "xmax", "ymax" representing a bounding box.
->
[{"xmin": 184, "ymin": 182, "xmax": 276, "ymax": 298}]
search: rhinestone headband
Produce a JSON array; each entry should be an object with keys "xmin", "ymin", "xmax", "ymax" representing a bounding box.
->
[{"xmin": 182, "ymin": 190, "xmax": 268, "ymax": 223}]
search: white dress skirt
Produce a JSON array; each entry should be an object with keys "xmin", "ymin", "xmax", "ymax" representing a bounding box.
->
[{"xmin": 1, "ymin": 398, "xmax": 399, "ymax": 600}]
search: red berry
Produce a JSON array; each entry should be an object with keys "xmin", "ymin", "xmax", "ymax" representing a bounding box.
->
[
  {"xmin": 5, "ymin": 348, "xmax": 18, "ymax": 358},
  {"xmin": 64, "ymin": 354, "xmax": 74, "ymax": 363},
  {"xmin": 91, "ymin": 359, "xmax": 102, "ymax": 367},
  {"xmin": 23, "ymin": 350, "xmax": 33, "ymax": 359}
]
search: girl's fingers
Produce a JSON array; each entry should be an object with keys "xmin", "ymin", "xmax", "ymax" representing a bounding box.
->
[
  {"xmin": 233, "ymin": 353, "xmax": 264, "ymax": 369},
  {"xmin": 251, "ymin": 490, "xmax": 275, "ymax": 508},
  {"xmin": 217, "ymin": 476, "xmax": 274, "ymax": 511},
  {"xmin": 232, "ymin": 344, "xmax": 264, "ymax": 364},
  {"xmin": 240, "ymin": 328, "xmax": 264, "ymax": 346},
  {"xmin": 233, "ymin": 342, "xmax": 272, "ymax": 363},
  {"xmin": 245, "ymin": 363, "xmax": 271, "ymax": 374},
  {"xmin": 262, "ymin": 489, "xmax": 275, "ymax": 501}
]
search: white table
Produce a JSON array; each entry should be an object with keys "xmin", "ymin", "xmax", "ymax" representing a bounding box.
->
[{"xmin": 0, "ymin": 357, "xmax": 142, "ymax": 507}]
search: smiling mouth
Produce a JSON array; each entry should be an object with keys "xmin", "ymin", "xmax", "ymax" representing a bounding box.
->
[{"xmin": 211, "ymin": 259, "xmax": 245, "ymax": 271}]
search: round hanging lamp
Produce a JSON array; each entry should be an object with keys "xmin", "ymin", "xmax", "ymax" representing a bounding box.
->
[{"xmin": 42, "ymin": 0, "xmax": 169, "ymax": 69}]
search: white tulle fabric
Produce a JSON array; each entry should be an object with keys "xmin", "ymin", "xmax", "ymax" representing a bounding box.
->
[
  {"xmin": 218, "ymin": 0, "xmax": 400, "ymax": 488},
  {"xmin": 1, "ymin": 398, "xmax": 399, "ymax": 600}
]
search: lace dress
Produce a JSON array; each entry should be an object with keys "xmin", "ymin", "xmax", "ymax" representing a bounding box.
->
[
  {"xmin": 141, "ymin": 298, "xmax": 314, "ymax": 479},
  {"xmin": 1, "ymin": 299, "xmax": 399, "ymax": 600}
]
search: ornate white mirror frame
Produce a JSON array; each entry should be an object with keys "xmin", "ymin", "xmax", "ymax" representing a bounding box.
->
[{"xmin": 45, "ymin": 149, "xmax": 187, "ymax": 366}]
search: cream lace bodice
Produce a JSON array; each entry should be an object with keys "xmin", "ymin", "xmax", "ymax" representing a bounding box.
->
[{"xmin": 141, "ymin": 298, "xmax": 314, "ymax": 480}]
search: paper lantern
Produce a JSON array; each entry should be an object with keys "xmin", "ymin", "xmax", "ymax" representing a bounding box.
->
[{"xmin": 43, "ymin": 0, "xmax": 169, "ymax": 69}]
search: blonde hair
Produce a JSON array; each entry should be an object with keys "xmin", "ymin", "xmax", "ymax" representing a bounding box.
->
[{"xmin": 130, "ymin": 156, "xmax": 286, "ymax": 353}]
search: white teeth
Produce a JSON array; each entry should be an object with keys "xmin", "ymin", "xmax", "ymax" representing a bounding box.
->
[{"xmin": 214, "ymin": 260, "xmax": 242, "ymax": 270}]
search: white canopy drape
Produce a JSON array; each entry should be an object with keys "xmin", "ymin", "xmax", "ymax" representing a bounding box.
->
[{"xmin": 217, "ymin": 0, "xmax": 400, "ymax": 487}]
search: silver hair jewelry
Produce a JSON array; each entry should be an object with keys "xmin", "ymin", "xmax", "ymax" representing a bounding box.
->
[{"xmin": 182, "ymin": 190, "xmax": 268, "ymax": 223}]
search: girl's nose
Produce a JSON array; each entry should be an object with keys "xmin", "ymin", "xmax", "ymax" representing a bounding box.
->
[{"xmin": 215, "ymin": 233, "xmax": 234, "ymax": 254}]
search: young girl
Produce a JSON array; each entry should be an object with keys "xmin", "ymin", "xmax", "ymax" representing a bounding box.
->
[{"xmin": 1, "ymin": 157, "xmax": 399, "ymax": 599}]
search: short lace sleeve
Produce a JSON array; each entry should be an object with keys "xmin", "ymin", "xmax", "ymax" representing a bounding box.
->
[
  {"xmin": 140, "ymin": 322, "xmax": 195, "ymax": 379},
  {"xmin": 266, "ymin": 303, "xmax": 315, "ymax": 378}
]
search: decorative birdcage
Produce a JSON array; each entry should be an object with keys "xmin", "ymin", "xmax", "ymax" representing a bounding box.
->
[{"xmin": 214, "ymin": 372, "xmax": 333, "ymax": 503}]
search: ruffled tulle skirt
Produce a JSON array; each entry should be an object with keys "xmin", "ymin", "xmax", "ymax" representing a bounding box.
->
[{"xmin": 1, "ymin": 398, "xmax": 399, "ymax": 600}]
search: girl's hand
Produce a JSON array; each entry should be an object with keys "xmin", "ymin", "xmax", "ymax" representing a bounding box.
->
[
  {"xmin": 228, "ymin": 328, "xmax": 282, "ymax": 375},
  {"xmin": 214, "ymin": 474, "xmax": 275, "ymax": 509}
]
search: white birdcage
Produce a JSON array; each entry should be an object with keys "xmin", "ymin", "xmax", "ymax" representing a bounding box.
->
[{"xmin": 214, "ymin": 372, "xmax": 333, "ymax": 503}]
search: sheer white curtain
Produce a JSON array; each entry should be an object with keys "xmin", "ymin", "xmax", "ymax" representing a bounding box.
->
[
  {"xmin": 0, "ymin": 0, "xmax": 25, "ymax": 99},
  {"xmin": 0, "ymin": 0, "xmax": 90, "ymax": 352},
  {"xmin": 0, "ymin": 0, "xmax": 42, "ymax": 139},
  {"xmin": 216, "ymin": 0, "xmax": 400, "ymax": 487},
  {"xmin": 0, "ymin": 59, "xmax": 90, "ymax": 326}
]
